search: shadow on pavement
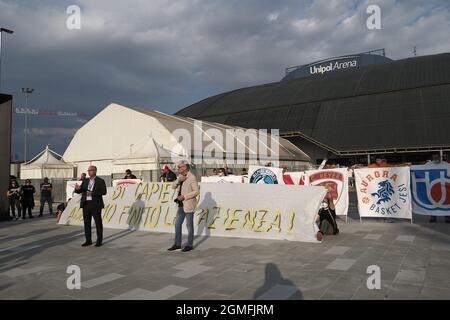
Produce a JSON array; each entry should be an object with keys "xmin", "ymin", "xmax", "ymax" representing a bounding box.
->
[
  {"xmin": 253, "ymin": 263, "xmax": 303, "ymax": 300},
  {"xmin": 0, "ymin": 227, "xmax": 60, "ymax": 242},
  {"xmin": 0, "ymin": 230, "xmax": 85, "ymax": 271}
]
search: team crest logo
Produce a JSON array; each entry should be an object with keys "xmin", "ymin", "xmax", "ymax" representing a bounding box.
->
[
  {"xmin": 371, "ymin": 180, "xmax": 395, "ymax": 204},
  {"xmin": 250, "ymin": 168, "xmax": 279, "ymax": 184},
  {"xmin": 411, "ymin": 167, "xmax": 450, "ymax": 211},
  {"xmin": 308, "ymin": 171, "xmax": 344, "ymax": 202}
]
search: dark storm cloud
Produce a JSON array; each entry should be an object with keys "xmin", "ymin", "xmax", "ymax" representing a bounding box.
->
[{"xmin": 1, "ymin": 0, "xmax": 449, "ymax": 159}]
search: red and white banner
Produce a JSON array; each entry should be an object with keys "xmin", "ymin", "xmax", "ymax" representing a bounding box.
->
[
  {"xmin": 112, "ymin": 179, "xmax": 142, "ymax": 187},
  {"xmin": 306, "ymin": 168, "xmax": 349, "ymax": 217},
  {"xmin": 283, "ymin": 172, "xmax": 309, "ymax": 185}
]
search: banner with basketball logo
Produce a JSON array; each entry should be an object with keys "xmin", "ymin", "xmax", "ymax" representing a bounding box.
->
[
  {"xmin": 355, "ymin": 167, "xmax": 412, "ymax": 220},
  {"xmin": 306, "ymin": 168, "xmax": 349, "ymax": 217},
  {"xmin": 410, "ymin": 162, "xmax": 450, "ymax": 216},
  {"xmin": 248, "ymin": 166, "xmax": 284, "ymax": 184}
]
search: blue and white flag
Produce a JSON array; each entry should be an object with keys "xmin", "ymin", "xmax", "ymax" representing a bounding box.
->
[{"xmin": 410, "ymin": 162, "xmax": 450, "ymax": 216}]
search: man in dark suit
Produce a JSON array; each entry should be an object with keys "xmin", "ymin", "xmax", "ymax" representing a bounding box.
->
[{"xmin": 74, "ymin": 166, "xmax": 107, "ymax": 247}]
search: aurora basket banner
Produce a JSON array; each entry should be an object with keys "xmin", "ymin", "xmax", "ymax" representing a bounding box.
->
[{"xmin": 355, "ymin": 167, "xmax": 412, "ymax": 220}]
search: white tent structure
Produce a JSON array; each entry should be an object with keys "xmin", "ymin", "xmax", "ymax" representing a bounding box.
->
[
  {"xmin": 20, "ymin": 145, "xmax": 75, "ymax": 179},
  {"xmin": 63, "ymin": 103, "xmax": 311, "ymax": 178}
]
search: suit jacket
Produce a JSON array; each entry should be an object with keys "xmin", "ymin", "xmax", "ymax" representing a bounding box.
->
[
  {"xmin": 75, "ymin": 176, "xmax": 107, "ymax": 209},
  {"xmin": 171, "ymin": 171, "xmax": 199, "ymax": 212}
]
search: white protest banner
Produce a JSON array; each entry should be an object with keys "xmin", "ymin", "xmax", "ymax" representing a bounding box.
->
[
  {"xmin": 112, "ymin": 179, "xmax": 142, "ymax": 187},
  {"xmin": 66, "ymin": 181, "xmax": 81, "ymax": 202},
  {"xmin": 201, "ymin": 175, "xmax": 243, "ymax": 183},
  {"xmin": 355, "ymin": 167, "xmax": 412, "ymax": 220},
  {"xmin": 410, "ymin": 162, "xmax": 450, "ymax": 216},
  {"xmin": 283, "ymin": 172, "xmax": 309, "ymax": 185},
  {"xmin": 59, "ymin": 182, "xmax": 326, "ymax": 243},
  {"xmin": 248, "ymin": 166, "xmax": 284, "ymax": 184},
  {"xmin": 306, "ymin": 168, "xmax": 349, "ymax": 217}
]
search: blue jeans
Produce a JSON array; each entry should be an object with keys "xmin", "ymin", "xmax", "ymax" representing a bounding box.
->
[{"xmin": 174, "ymin": 207, "xmax": 194, "ymax": 247}]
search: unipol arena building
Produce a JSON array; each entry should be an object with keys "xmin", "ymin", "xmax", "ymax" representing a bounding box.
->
[{"xmin": 176, "ymin": 50, "xmax": 450, "ymax": 166}]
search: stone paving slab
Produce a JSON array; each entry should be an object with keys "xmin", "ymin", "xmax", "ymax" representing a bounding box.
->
[
  {"xmin": 326, "ymin": 258, "xmax": 357, "ymax": 271},
  {"xmin": 0, "ymin": 210, "xmax": 449, "ymax": 300},
  {"xmin": 82, "ymin": 273, "xmax": 125, "ymax": 288}
]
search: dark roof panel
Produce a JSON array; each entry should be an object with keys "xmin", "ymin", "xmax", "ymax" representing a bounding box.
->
[{"xmin": 177, "ymin": 53, "xmax": 450, "ymax": 152}]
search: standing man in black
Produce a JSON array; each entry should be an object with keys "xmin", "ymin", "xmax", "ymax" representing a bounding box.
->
[
  {"xmin": 20, "ymin": 179, "xmax": 35, "ymax": 219},
  {"xmin": 74, "ymin": 166, "xmax": 107, "ymax": 247},
  {"xmin": 39, "ymin": 177, "xmax": 53, "ymax": 217}
]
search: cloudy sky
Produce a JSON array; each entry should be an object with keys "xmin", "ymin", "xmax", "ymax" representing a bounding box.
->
[{"xmin": 1, "ymin": 0, "xmax": 449, "ymax": 160}]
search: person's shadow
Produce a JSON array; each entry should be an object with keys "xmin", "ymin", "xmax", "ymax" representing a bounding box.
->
[
  {"xmin": 253, "ymin": 263, "xmax": 303, "ymax": 300},
  {"xmin": 102, "ymin": 195, "xmax": 145, "ymax": 245},
  {"xmin": 127, "ymin": 195, "xmax": 146, "ymax": 230},
  {"xmin": 194, "ymin": 192, "xmax": 216, "ymax": 248}
]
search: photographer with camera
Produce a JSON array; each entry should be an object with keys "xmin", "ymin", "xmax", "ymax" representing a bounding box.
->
[
  {"xmin": 7, "ymin": 180, "xmax": 22, "ymax": 220},
  {"xmin": 167, "ymin": 160, "xmax": 199, "ymax": 252}
]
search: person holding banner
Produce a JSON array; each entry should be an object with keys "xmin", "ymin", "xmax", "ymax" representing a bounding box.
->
[
  {"xmin": 168, "ymin": 160, "xmax": 199, "ymax": 252},
  {"xmin": 124, "ymin": 169, "xmax": 137, "ymax": 179},
  {"xmin": 368, "ymin": 156, "xmax": 391, "ymax": 168},
  {"xmin": 74, "ymin": 166, "xmax": 107, "ymax": 247},
  {"xmin": 316, "ymin": 187, "xmax": 339, "ymax": 241}
]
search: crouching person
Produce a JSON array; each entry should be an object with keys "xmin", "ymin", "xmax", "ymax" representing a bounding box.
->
[
  {"xmin": 168, "ymin": 160, "xmax": 199, "ymax": 252},
  {"xmin": 316, "ymin": 187, "xmax": 339, "ymax": 241}
]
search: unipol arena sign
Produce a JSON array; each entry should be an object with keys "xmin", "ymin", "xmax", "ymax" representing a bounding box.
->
[
  {"xmin": 282, "ymin": 50, "xmax": 392, "ymax": 81},
  {"xmin": 309, "ymin": 58, "xmax": 357, "ymax": 75}
]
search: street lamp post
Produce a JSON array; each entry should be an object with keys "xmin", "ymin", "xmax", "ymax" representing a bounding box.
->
[
  {"xmin": 0, "ymin": 28, "xmax": 14, "ymax": 93},
  {"xmin": 21, "ymin": 87, "xmax": 34, "ymax": 162}
]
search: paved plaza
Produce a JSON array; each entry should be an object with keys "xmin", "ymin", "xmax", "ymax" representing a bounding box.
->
[{"xmin": 0, "ymin": 201, "xmax": 449, "ymax": 300}]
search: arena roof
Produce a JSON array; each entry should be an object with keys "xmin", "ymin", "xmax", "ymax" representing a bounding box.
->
[{"xmin": 176, "ymin": 53, "xmax": 450, "ymax": 155}]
